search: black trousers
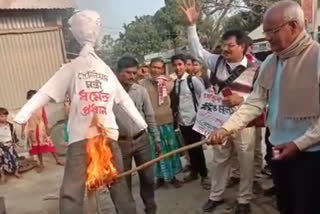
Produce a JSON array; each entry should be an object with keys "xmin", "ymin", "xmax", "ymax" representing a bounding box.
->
[
  {"xmin": 264, "ymin": 128, "xmax": 273, "ymax": 167},
  {"xmin": 179, "ymin": 125, "xmax": 208, "ymax": 178},
  {"xmin": 270, "ymin": 150, "xmax": 320, "ymax": 214}
]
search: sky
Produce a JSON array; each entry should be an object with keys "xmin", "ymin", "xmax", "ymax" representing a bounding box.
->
[{"xmin": 76, "ymin": 0, "xmax": 165, "ymax": 37}]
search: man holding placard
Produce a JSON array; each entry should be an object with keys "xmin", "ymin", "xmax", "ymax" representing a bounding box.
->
[{"xmin": 181, "ymin": 0, "xmax": 258, "ymax": 213}]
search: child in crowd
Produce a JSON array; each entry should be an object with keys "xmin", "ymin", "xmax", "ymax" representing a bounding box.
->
[
  {"xmin": 0, "ymin": 107, "xmax": 20, "ymax": 183},
  {"xmin": 22, "ymin": 90, "xmax": 62, "ymax": 173}
]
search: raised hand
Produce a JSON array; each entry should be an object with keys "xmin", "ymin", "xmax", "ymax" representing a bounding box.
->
[{"xmin": 180, "ymin": 0, "xmax": 200, "ymax": 26}]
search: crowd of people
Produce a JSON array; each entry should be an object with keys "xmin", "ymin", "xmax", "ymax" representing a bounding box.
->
[{"xmin": 1, "ymin": 0, "xmax": 320, "ymax": 214}]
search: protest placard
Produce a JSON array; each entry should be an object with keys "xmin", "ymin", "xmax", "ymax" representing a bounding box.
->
[{"xmin": 193, "ymin": 88, "xmax": 235, "ymax": 137}]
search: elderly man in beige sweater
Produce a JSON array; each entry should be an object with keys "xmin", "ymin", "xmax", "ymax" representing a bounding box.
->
[{"xmin": 209, "ymin": 1, "xmax": 320, "ymax": 214}]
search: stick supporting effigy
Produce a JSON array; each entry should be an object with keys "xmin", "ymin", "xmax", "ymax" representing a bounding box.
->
[{"xmin": 116, "ymin": 139, "xmax": 207, "ymax": 179}]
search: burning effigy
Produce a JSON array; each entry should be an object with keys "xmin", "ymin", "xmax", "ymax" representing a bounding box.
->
[{"xmin": 86, "ymin": 134, "xmax": 118, "ymax": 191}]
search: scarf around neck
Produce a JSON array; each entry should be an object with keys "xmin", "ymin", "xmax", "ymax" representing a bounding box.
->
[
  {"xmin": 151, "ymin": 75, "xmax": 169, "ymax": 106},
  {"xmin": 257, "ymin": 30, "xmax": 320, "ymax": 119}
]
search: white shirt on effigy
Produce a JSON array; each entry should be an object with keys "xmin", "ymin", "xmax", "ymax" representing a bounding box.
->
[{"xmin": 38, "ymin": 45, "xmax": 147, "ymax": 145}]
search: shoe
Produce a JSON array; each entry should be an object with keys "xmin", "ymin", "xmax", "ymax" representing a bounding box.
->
[
  {"xmin": 264, "ymin": 186, "xmax": 276, "ymax": 196},
  {"xmin": 253, "ymin": 181, "xmax": 263, "ymax": 195},
  {"xmin": 227, "ymin": 176, "xmax": 240, "ymax": 188},
  {"xmin": 170, "ymin": 177, "xmax": 183, "ymax": 188},
  {"xmin": 183, "ymin": 173, "xmax": 199, "ymax": 183},
  {"xmin": 145, "ymin": 206, "xmax": 157, "ymax": 214},
  {"xmin": 201, "ymin": 177, "xmax": 211, "ymax": 190},
  {"xmin": 234, "ymin": 203, "xmax": 251, "ymax": 214},
  {"xmin": 202, "ymin": 199, "xmax": 224, "ymax": 212}
]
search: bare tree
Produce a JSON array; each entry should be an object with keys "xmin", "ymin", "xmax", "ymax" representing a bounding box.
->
[{"xmin": 196, "ymin": 0, "xmax": 282, "ymax": 49}]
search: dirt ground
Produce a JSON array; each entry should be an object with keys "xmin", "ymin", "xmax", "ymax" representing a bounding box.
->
[{"xmin": 0, "ymin": 148, "xmax": 279, "ymax": 214}]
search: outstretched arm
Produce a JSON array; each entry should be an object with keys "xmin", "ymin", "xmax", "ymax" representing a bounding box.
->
[
  {"xmin": 15, "ymin": 63, "xmax": 73, "ymax": 124},
  {"xmin": 180, "ymin": 0, "xmax": 219, "ymax": 72},
  {"xmin": 14, "ymin": 92, "xmax": 51, "ymax": 124}
]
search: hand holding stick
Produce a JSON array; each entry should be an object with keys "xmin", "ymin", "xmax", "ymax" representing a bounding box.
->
[{"xmin": 117, "ymin": 139, "xmax": 207, "ymax": 179}]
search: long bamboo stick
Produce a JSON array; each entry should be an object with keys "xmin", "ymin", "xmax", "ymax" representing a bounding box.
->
[{"xmin": 116, "ymin": 139, "xmax": 207, "ymax": 179}]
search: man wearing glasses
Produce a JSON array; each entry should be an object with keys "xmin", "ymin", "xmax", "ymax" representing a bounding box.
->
[
  {"xmin": 208, "ymin": 1, "xmax": 320, "ymax": 214},
  {"xmin": 181, "ymin": 0, "xmax": 258, "ymax": 213}
]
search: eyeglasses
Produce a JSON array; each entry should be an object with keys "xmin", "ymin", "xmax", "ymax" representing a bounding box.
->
[
  {"xmin": 221, "ymin": 43, "xmax": 238, "ymax": 50},
  {"xmin": 263, "ymin": 21, "xmax": 295, "ymax": 36}
]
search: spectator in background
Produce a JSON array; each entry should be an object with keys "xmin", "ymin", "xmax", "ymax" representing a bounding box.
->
[
  {"xmin": 185, "ymin": 55, "xmax": 194, "ymax": 74},
  {"xmin": 115, "ymin": 56, "xmax": 158, "ymax": 214},
  {"xmin": 192, "ymin": 58, "xmax": 203, "ymax": 78},
  {"xmin": 137, "ymin": 65, "xmax": 150, "ymax": 81},
  {"xmin": 21, "ymin": 90, "xmax": 63, "ymax": 173},
  {"xmin": 0, "ymin": 107, "xmax": 20, "ymax": 183},
  {"xmin": 170, "ymin": 54, "xmax": 210, "ymax": 190},
  {"xmin": 213, "ymin": 45, "xmax": 222, "ymax": 54},
  {"xmin": 192, "ymin": 58, "xmax": 211, "ymax": 89},
  {"xmin": 140, "ymin": 57, "xmax": 183, "ymax": 189}
]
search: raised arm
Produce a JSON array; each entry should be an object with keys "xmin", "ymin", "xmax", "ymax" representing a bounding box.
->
[
  {"xmin": 180, "ymin": 0, "xmax": 219, "ymax": 70},
  {"xmin": 14, "ymin": 92, "xmax": 51, "ymax": 124}
]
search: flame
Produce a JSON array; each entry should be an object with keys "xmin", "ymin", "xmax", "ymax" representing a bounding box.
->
[{"xmin": 86, "ymin": 135, "xmax": 118, "ymax": 192}]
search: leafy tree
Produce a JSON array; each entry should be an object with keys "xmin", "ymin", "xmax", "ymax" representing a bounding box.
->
[
  {"xmin": 96, "ymin": 34, "xmax": 117, "ymax": 68},
  {"xmin": 153, "ymin": 0, "xmax": 188, "ymax": 50},
  {"xmin": 223, "ymin": 10, "xmax": 260, "ymax": 33},
  {"xmin": 111, "ymin": 15, "xmax": 165, "ymax": 61}
]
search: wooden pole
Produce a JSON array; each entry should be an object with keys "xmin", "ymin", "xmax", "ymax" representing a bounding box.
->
[{"xmin": 116, "ymin": 139, "xmax": 207, "ymax": 179}]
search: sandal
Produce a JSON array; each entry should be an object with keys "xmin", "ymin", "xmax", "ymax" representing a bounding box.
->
[
  {"xmin": 201, "ymin": 177, "xmax": 211, "ymax": 190},
  {"xmin": 170, "ymin": 177, "xmax": 183, "ymax": 188}
]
